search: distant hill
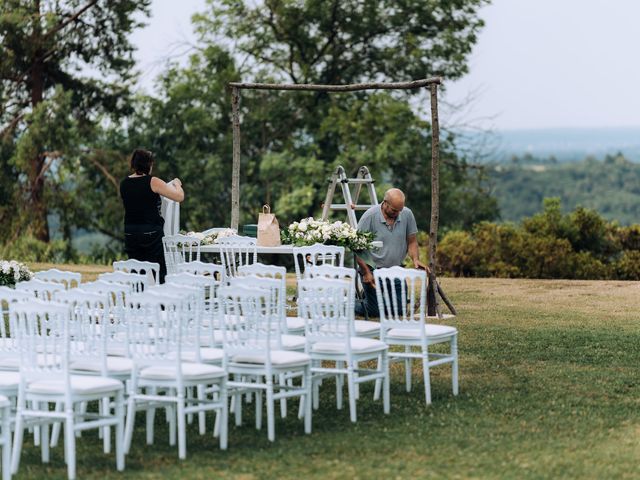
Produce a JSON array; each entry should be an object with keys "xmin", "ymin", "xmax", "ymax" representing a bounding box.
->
[
  {"xmin": 488, "ymin": 154, "xmax": 640, "ymax": 224},
  {"xmin": 458, "ymin": 127, "xmax": 640, "ymax": 163}
]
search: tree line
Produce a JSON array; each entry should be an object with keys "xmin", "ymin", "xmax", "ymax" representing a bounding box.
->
[{"xmin": 0, "ymin": 0, "xmax": 496, "ymax": 264}]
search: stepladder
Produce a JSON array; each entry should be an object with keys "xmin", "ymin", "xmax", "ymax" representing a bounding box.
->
[
  {"xmin": 321, "ymin": 166, "xmax": 379, "ymax": 227},
  {"xmin": 321, "ymin": 165, "xmax": 379, "ymax": 319}
]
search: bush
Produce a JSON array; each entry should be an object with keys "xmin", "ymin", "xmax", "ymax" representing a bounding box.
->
[{"xmin": 0, "ymin": 236, "xmax": 69, "ymax": 263}]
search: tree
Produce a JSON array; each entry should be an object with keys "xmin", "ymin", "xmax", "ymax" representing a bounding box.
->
[
  {"xmin": 179, "ymin": 0, "xmax": 497, "ymax": 230},
  {"xmin": 0, "ymin": 0, "xmax": 150, "ymax": 241}
]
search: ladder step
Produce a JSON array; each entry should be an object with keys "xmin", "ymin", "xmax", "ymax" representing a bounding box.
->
[
  {"xmin": 344, "ymin": 178, "xmax": 375, "ymax": 184},
  {"xmin": 330, "ymin": 204, "xmax": 377, "ymax": 210}
]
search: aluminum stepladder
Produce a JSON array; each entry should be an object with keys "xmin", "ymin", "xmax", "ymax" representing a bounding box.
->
[
  {"xmin": 321, "ymin": 166, "xmax": 378, "ymax": 319},
  {"xmin": 321, "ymin": 166, "xmax": 378, "ymax": 228}
]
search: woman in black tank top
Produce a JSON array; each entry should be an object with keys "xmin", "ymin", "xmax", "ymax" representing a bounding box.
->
[{"xmin": 119, "ymin": 149, "xmax": 185, "ymax": 283}]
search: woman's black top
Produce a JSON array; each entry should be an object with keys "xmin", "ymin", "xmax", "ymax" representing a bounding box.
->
[{"xmin": 119, "ymin": 176, "xmax": 164, "ymax": 229}]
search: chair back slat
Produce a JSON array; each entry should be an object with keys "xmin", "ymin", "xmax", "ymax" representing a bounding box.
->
[
  {"xmin": 217, "ymin": 285, "xmax": 274, "ymax": 364},
  {"xmin": 10, "ymin": 300, "xmax": 71, "ymax": 382},
  {"xmin": 374, "ymin": 267, "xmax": 426, "ymax": 332},
  {"xmin": 15, "ymin": 278, "xmax": 65, "ymax": 301},
  {"xmin": 292, "ymin": 244, "xmax": 345, "ymax": 282},
  {"xmin": 217, "ymin": 235, "xmax": 257, "ymax": 279},
  {"xmin": 298, "ymin": 277, "xmax": 353, "ymax": 345},
  {"xmin": 113, "ymin": 259, "xmax": 160, "ymax": 286},
  {"xmin": 162, "ymin": 234, "xmax": 201, "ymax": 275},
  {"xmin": 33, "ymin": 269, "xmax": 81, "ymax": 289}
]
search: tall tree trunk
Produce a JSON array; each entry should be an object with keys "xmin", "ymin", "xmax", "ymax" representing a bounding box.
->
[{"xmin": 29, "ymin": 0, "xmax": 49, "ymax": 242}]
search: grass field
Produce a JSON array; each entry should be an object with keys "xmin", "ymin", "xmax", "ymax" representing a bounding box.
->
[{"xmin": 15, "ymin": 266, "xmax": 640, "ymax": 479}]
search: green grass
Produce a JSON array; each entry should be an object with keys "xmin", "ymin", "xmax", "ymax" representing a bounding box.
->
[{"xmin": 15, "ymin": 269, "xmax": 640, "ymax": 479}]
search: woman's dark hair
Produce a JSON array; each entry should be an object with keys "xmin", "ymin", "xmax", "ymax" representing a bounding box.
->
[{"xmin": 130, "ymin": 149, "xmax": 155, "ymax": 175}]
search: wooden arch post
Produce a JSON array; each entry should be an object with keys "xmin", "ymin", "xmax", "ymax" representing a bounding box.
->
[{"xmin": 228, "ymin": 77, "xmax": 454, "ymax": 316}]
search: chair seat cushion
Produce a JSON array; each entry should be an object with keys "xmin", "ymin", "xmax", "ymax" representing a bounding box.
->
[
  {"xmin": 140, "ymin": 363, "xmax": 225, "ymax": 381},
  {"xmin": 354, "ymin": 320, "xmax": 379, "ymax": 335},
  {"xmin": 232, "ymin": 350, "xmax": 310, "ymax": 367},
  {"xmin": 0, "ymin": 371, "xmax": 20, "ymax": 388},
  {"xmin": 71, "ymin": 357, "xmax": 133, "ymax": 374},
  {"xmin": 387, "ymin": 324, "xmax": 457, "ymax": 340},
  {"xmin": 179, "ymin": 347, "xmax": 224, "ymax": 364},
  {"xmin": 312, "ymin": 337, "xmax": 387, "ymax": 354},
  {"xmin": 28, "ymin": 375, "xmax": 124, "ymax": 395},
  {"xmin": 285, "ymin": 316, "xmax": 305, "ymax": 332},
  {"xmin": 281, "ymin": 334, "xmax": 305, "ymax": 351}
]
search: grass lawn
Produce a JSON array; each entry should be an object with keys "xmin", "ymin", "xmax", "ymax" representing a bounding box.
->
[{"xmin": 16, "ymin": 267, "xmax": 640, "ymax": 479}]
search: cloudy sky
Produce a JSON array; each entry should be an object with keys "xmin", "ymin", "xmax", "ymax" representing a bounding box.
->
[{"xmin": 131, "ymin": 0, "xmax": 640, "ymax": 130}]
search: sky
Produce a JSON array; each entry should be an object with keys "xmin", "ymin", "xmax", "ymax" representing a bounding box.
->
[{"xmin": 130, "ymin": 0, "xmax": 640, "ymax": 131}]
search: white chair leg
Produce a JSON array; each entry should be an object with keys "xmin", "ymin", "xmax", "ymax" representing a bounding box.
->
[
  {"xmin": 279, "ymin": 373, "xmax": 287, "ymax": 419},
  {"xmin": 336, "ymin": 361, "xmax": 343, "ymax": 409},
  {"xmin": 382, "ymin": 351, "xmax": 390, "ymax": 414},
  {"xmin": 168, "ymin": 405, "xmax": 176, "ymax": 446},
  {"xmin": 197, "ymin": 385, "xmax": 206, "ymax": 435},
  {"xmin": 422, "ymin": 353, "xmax": 432, "ymax": 405},
  {"xmin": 452, "ymin": 335, "xmax": 459, "ymax": 396},
  {"xmin": 123, "ymin": 395, "xmax": 136, "ymax": 455},
  {"xmin": 32, "ymin": 402, "xmax": 40, "ymax": 447},
  {"xmin": 146, "ymin": 387, "xmax": 156, "ymax": 445},
  {"xmin": 346, "ymin": 367, "xmax": 357, "ymax": 423},
  {"xmin": 41, "ymin": 419, "xmax": 50, "ymax": 464},
  {"xmin": 1, "ymin": 405, "xmax": 10, "ymax": 480},
  {"xmin": 11, "ymin": 399, "xmax": 25, "ymax": 475},
  {"xmin": 102, "ymin": 397, "xmax": 111, "ymax": 454},
  {"xmin": 50, "ymin": 402, "xmax": 63, "ymax": 447},
  {"xmin": 304, "ymin": 366, "xmax": 312, "ymax": 434},
  {"xmin": 64, "ymin": 408, "xmax": 76, "ymax": 480},
  {"xmin": 373, "ymin": 355, "xmax": 382, "ymax": 401},
  {"xmin": 177, "ymin": 393, "xmax": 187, "ymax": 460},
  {"xmin": 115, "ymin": 390, "xmax": 125, "ymax": 472},
  {"xmin": 219, "ymin": 382, "xmax": 228, "ymax": 450},
  {"xmin": 405, "ymin": 347, "xmax": 412, "ymax": 392},
  {"xmin": 266, "ymin": 378, "xmax": 275, "ymax": 442},
  {"xmin": 234, "ymin": 392, "xmax": 242, "ymax": 427},
  {"xmin": 255, "ymin": 389, "xmax": 263, "ymax": 430}
]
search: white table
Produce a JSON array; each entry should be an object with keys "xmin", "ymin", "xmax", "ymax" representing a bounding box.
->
[{"xmin": 199, "ymin": 241, "xmax": 382, "ymax": 256}]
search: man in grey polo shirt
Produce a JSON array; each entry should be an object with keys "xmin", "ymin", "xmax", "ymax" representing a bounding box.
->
[{"xmin": 355, "ymin": 188, "xmax": 427, "ymax": 318}]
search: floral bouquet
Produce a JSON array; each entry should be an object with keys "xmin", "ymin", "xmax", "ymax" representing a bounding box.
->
[
  {"xmin": 281, "ymin": 218, "xmax": 374, "ymax": 252},
  {"xmin": 182, "ymin": 228, "xmax": 237, "ymax": 245},
  {"xmin": 0, "ymin": 260, "xmax": 33, "ymax": 287}
]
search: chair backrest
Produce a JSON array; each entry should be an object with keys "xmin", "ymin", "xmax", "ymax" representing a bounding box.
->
[
  {"xmin": 297, "ymin": 277, "xmax": 354, "ymax": 346},
  {"xmin": 10, "ymin": 300, "xmax": 71, "ymax": 382},
  {"xmin": 15, "ymin": 278, "xmax": 65, "ymax": 300},
  {"xmin": 161, "ymin": 183, "xmax": 180, "ymax": 236},
  {"xmin": 217, "ymin": 235, "xmax": 257, "ymax": 280},
  {"xmin": 162, "ymin": 234, "xmax": 201, "ymax": 275},
  {"xmin": 33, "ymin": 268, "xmax": 82, "ymax": 289},
  {"xmin": 217, "ymin": 285, "xmax": 275, "ymax": 365},
  {"xmin": 374, "ymin": 266, "xmax": 426, "ymax": 335},
  {"xmin": 80, "ymin": 280, "xmax": 131, "ymax": 355},
  {"xmin": 54, "ymin": 289, "xmax": 111, "ymax": 372},
  {"xmin": 0, "ymin": 286, "xmax": 32, "ymax": 340},
  {"xmin": 113, "ymin": 259, "xmax": 160, "ymax": 286},
  {"xmin": 175, "ymin": 260, "xmax": 223, "ymax": 279},
  {"xmin": 305, "ymin": 264, "xmax": 356, "ymax": 285},
  {"xmin": 235, "ymin": 264, "xmax": 287, "ymax": 327},
  {"xmin": 292, "ymin": 244, "xmax": 345, "ymax": 282},
  {"xmin": 99, "ymin": 271, "xmax": 148, "ymax": 293},
  {"xmin": 229, "ymin": 274, "xmax": 285, "ymax": 335},
  {"xmin": 125, "ymin": 292, "xmax": 191, "ymax": 385}
]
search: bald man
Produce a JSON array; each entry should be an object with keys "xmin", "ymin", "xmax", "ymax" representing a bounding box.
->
[{"xmin": 355, "ymin": 188, "xmax": 427, "ymax": 318}]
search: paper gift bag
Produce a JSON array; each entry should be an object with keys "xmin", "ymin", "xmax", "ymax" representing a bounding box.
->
[{"xmin": 257, "ymin": 204, "xmax": 281, "ymax": 247}]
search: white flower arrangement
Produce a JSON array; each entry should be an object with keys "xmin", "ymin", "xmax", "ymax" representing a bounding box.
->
[
  {"xmin": 182, "ymin": 228, "xmax": 237, "ymax": 245},
  {"xmin": 282, "ymin": 218, "xmax": 374, "ymax": 251},
  {"xmin": 0, "ymin": 260, "xmax": 33, "ymax": 287}
]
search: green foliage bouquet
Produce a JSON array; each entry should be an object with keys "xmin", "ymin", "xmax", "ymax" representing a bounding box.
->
[
  {"xmin": 282, "ymin": 218, "xmax": 374, "ymax": 252},
  {"xmin": 0, "ymin": 260, "xmax": 33, "ymax": 287}
]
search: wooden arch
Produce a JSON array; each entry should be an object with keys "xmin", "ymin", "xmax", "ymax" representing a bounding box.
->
[{"xmin": 228, "ymin": 77, "xmax": 454, "ymax": 316}]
